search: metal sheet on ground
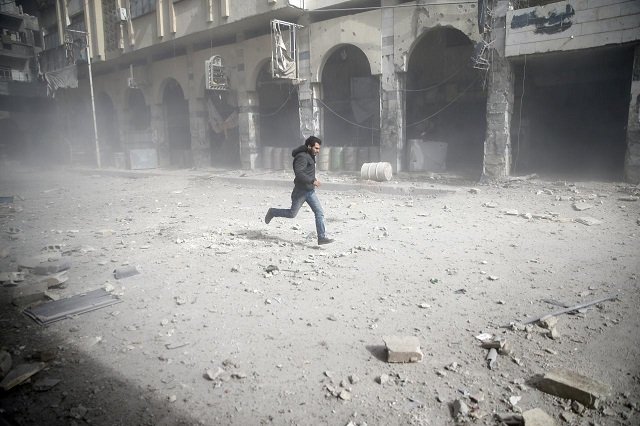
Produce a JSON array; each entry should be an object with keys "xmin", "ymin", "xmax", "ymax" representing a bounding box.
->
[{"xmin": 23, "ymin": 289, "xmax": 122, "ymax": 325}]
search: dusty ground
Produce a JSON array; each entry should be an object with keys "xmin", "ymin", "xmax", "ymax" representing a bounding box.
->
[{"xmin": 0, "ymin": 165, "xmax": 639, "ymax": 426}]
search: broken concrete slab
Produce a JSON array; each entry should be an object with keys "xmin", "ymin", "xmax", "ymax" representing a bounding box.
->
[
  {"xmin": 533, "ymin": 369, "xmax": 611, "ymax": 408},
  {"xmin": 382, "ymin": 336, "xmax": 423, "ymax": 363},
  {"xmin": 32, "ymin": 259, "xmax": 72, "ymax": 276},
  {"xmin": 522, "ymin": 408, "xmax": 557, "ymax": 426},
  {"xmin": 0, "ymin": 362, "xmax": 46, "ymax": 391},
  {"xmin": 572, "ymin": 202, "xmax": 594, "ymax": 211},
  {"xmin": 33, "ymin": 377, "xmax": 61, "ymax": 391},
  {"xmin": 113, "ymin": 265, "xmax": 140, "ymax": 279}
]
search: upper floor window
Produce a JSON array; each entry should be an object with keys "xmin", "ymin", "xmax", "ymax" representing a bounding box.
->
[{"xmin": 130, "ymin": 0, "xmax": 156, "ymax": 19}]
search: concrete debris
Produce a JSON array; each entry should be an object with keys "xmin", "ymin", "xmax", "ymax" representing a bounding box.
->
[
  {"xmin": 0, "ymin": 362, "xmax": 46, "ymax": 391},
  {"xmin": 348, "ymin": 374, "xmax": 359, "ymax": 384},
  {"xmin": 475, "ymin": 333, "xmax": 493, "ymax": 342},
  {"xmin": 509, "ymin": 395, "xmax": 521, "ymax": 406},
  {"xmin": 0, "ymin": 271, "xmax": 25, "ymax": 283},
  {"xmin": 487, "ymin": 348, "xmax": 498, "ymax": 369},
  {"xmin": 572, "ymin": 202, "xmax": 594, "ymax": 211},
  {"xmin": 538, "ymin": 316, "xmax": 558, "ymax": 329},
  {"xmin": 451, "ymin": 399, "xmax": 470, "ymax": 417},
  {"xmin": 69, "ymin": 404, "xmax": 88, "ymax": 419},
  {"xmin": 32, "ymin": 259, "xmax": 72, "ymax": 276},
  {"xmin": 522, "ymin": 408, "xmax": 557, "ymax": 426},
  {"xmin": 204, "ymin": 367, "xmax": 224, "ymax": 381},
  {"xmin": 534, "ymin": 369, "xmax": 611, "ymax": 408},
  {"xmin": 502, "ymin": 209, "xmax": 519, "ymax": 215},
  {"xmin": 382, "ymin": 335, "xmax": 423, "ymax": 363},
  {"xmin": 338, "ymin": 389, "xmax": 351, "ymax": 400},
  {"xmin": 376, "ymin": 374, "xmax": 389, "ymax": 385},
  {"xmin": 113, "ymin": 265, "xmax": 140, "ymax": 279},
  {"xmin": 618, "ymin": 196, "xmax": 638, "ymax": 201},
  {"xmin": 574, "ymin": 216, "xmax": 602, "ymax": 226}
]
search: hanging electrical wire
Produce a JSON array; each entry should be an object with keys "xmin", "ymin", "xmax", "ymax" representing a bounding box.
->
[
  {"xmin": 406, "ymin": 77, "xmax": 480, "ymax": 128},
  {"xmin": 404, "ymin": 66, "xmax": 467, "ymax": 92},
  {"xmin": 259, "ymin": 85, "xmax": 296, "ymax": 117}
]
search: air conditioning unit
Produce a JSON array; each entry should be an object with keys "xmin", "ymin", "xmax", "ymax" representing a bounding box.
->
[{"xmin": 117, "ymin": 7, "xmax": 128, "ymax": 21}]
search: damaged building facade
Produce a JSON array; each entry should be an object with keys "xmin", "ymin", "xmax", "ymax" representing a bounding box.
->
[{"xmin": 9, "ymin": 0, "xmax": 640, "ymax": 182}]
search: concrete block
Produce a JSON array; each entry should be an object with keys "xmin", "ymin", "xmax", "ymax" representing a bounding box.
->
[
  {"xmin": 523, "ymin": 408, "xmax": 557, "ymax": 426},
  {"xmin": 535, "ymin": 369, "xmax": 611, "ymax": 408},
  {"xmin": 382, "ymin": 336, "xmax": 423, "ymax": 363}
]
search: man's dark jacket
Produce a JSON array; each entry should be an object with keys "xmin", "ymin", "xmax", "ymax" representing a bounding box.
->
[{"xmin": 291, "ymin": 145, "xmax": 316, "ymax": 191}]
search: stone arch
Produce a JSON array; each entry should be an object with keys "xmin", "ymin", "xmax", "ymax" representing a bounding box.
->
[
  {"xmin": 319, "ymin": 43, "xmax": 380, "ymax": 169},
  {"xmin": 405, "ymin": 26, "xmax": 485, "ymax": 176}
]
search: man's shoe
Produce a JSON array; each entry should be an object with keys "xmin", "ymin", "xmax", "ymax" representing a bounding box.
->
[
  {"xmin": 317, "ymin": 237, "xmax": 335, "ymax": 245},
  {"xmin": 265, "ymin": 208, "xmax": 274, "ymax": 224}
]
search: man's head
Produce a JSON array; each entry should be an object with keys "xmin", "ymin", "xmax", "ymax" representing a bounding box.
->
[{"xmin": 305, "ymin": 136, "xmax": 321, "ymax": 156}]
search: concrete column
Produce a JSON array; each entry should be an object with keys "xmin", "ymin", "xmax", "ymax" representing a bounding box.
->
[
  {"xmin": 483, "ymin": 53, "xmax": 514, "ymax": 179},
  {"xmin": 624, "ymin": 45, "xmax": 640, "ymax": 184},
  {"xmin": 150, "ymin": 103, "xmax": 168, "ymax": 167},
  {"xmin": 380, "ymin": 0, "xmax": 405, "ymax": 172},
  {"xmin": 235, "ymin": 32, "xmax": 259, "ymax": 169}
]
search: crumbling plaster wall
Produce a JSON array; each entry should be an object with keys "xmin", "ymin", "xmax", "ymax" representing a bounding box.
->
[
  {"xmin": 625, "ymin": 45, "xmax": 640, "ymax": 183},
  {"xmin": 308, "ymin": 11, "xmax": 382, "ymax": 82}
]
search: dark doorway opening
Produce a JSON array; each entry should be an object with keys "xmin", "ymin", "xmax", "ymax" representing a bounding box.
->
[
  {"xmin": 162, "ymin": 79, "xmax": 192, "ymax": 168},
  {"xmin": 257, "ymin": 61, "xmax": 300, "ymax": 148},
  {"xmin": 321, "ymin": 44, "xmax": 380, "ymax": 160},
  {"xmin": 511, "ymin": 45, "xmax": 634, "ymax": 181},
  {"xmin": 205, "ymin": 90, "xmax": 240, "ymax": 168},
  {"xmin": 406, "ymin": 27, "xmax": 486, "ymax": 177},
  {"xmin": 96, "ymin": 92, "xmax": 121, "ymax": 166}
]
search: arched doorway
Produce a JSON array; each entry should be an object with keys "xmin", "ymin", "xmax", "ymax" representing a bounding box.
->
[
  {"xmin": 205, "ymin": 89, "xmax": 240, "ymax": 168},
  {"xmin": 406, "ymin": 28, "xmax": 486, "ymax": 177},
  {"xmin": 257, "ymin": 61, "xmax": 300, "ymax": 151},
  {"xmin": 162, "ymin": 79, "xmax": 192, "ymax": 168},
  {"xmin": 321, "ymin": 44, "xmax": 380, "ymax": 169},
  {"xmin": 96, "ymin": 92, "xmax": 121, "ymax": 166}
]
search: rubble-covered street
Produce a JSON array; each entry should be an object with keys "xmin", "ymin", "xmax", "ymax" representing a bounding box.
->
[{"xmin": 0, "ymin": 166, "xmax": 639, "ymax": 425}]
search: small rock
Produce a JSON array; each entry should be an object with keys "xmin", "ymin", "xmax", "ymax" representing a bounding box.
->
[
  {"xmin": 452, "ymin": 399, "xmax": 470, "ymax": 417},
  {"xmin": 338, "ymin": 390, "xmax": 351, "ymax": 400},
  {"xmin": 348, "ymin": 374, "xmax": 359, "ymax": 384},
  {"xmin": 376, "ymin": 374, "xmax": 389, "ymax": 385},
  {"xmin": 382, "ymin": 336, "xmax": 423, "ymax": 363}
]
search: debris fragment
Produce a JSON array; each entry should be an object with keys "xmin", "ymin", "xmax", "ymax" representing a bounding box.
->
[
  {"xmin": 574, "ymin": 216, "xmax": 602, "ymax": 226},
  {"xmin": 113, "ymin": 265, "xmax": 140, "ymax": 279},
  {"xmin": 487, "ymin": 348, "xmax": 497, "ymax": 370},
  {"xmin": 522, "ymin": 408, "xmax": 557, "ymax": 425},
  {"xmin": 382, "ymin": 335, "xmax": 423, "ymax": 363},
  {"xmin": 0, "ymin": 350, "xmax": 12, "ymax": 379},
  {"xmin": 533, "ymin": 369, "xmax": 611, "ymax": 408}
]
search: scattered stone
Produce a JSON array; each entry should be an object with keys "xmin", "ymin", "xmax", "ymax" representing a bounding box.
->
[
  {"xmin": 560, "ymin": 411, "xmax": 576, "ymax": 423},
  {"xmin": 503, "ymin": 209, "xmax": 519, "ymax": 215},
  {"xmin": 509, "ymin": 395, "xmax": 521, "ymax": 406},
  {"xmin": 445, "ymin": 361, "xmax": 459, "ymax": 372},
  {"xmin": 175, "ymin": 296, "xmax": 187, "ymax": 305},
  {"xmin": 113, "ymin": 265, "xmax": 140, "ymax": 279},
  {"xmin": 348, "ymin": 374, "xmax": 359, "ymax": 384},
  {"xmin": 168, "ymin": 395, "xmax": 177, "ymax": 403},
  {"xmin": 382, "ymin": 336, "xmax": 423, "ymax": 363},
  {"xmin": 452, "ymin": 399, "xmax": 470, "ymax": 417},
  {"xmin": 230, "ymin": 372, "xmax": 247, "ymax": 379},
  {"xmin": 338, "ymin": 389, "xmax": 351, "ymax": 400},
  {"xmin": 487, "ymin": 348, "xmax": 498, "ymax": 370},
  {"xmin": 264, "ymin": 265, "xmax": 279, "ymax": 273},
  {"xmin": 538, "ymin": 316, "xmax": 558, "ymax": 329},
  {"xmin": 483, "ymin": 202, "xmax": 497, "ymax": 208},
  {"xmin": 33, "ymin": 259, "xmax": 72, "ymax": 276},
  {"xmin": 470, "ymin": 392, "xmax": 484, "ymax": 403},
  {"xmin": 572, "ymin": 202, "xmax": 594, "ymax": 211},
  {"xmin": 69, "ymin": 404, "xmax": 88, "ymax": 419},
  {"xmin": 418, "ymin": 303, "xmax": 430, "ymax": 309},
  {"xmin": 231, "ymin": 265, "xmax": 240, "ymax": 272},
  {"xmin": 547, "ymin": 327, "xmax": 560, "ymax": 340},
  {"xmin": 522, "ymin": 408, "xmax": 557, "ymax": 426},
  {"xmin": 571, "ymin": 400, "xmax": 585, "ymax": 415},
  {"xmin": 487, "ymin": 275, "xmax": 499, "ymax": 281},
  {"xmin": 469, "ymin": 188, "xmax": 480, "ymax": 194},
  {"xmin": 376, "ymin": 374, "xmax": 389, "ymax": 385},
  {"xmin": 534, "ymin": 369, "xmax": 611, "ymax": 408},
  {"xmin": 204, "ymin": 367, "xmax": 224, "ymax": 381},
  {"xmin": 574, "ymin": 217, "xmax": 602, "ymax": 226},
  {"xmin": 618, "ymin": 196, "xmax": 638, "ymax": 202},
  {"xmin": 475, "ymin": 333, "xmax": 493, "ymax": 342}
]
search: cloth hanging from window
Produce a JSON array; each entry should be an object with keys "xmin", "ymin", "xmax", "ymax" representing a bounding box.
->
[{"xmin": 44, "ymin": 64, "xmax": 78, "ymax": 97}]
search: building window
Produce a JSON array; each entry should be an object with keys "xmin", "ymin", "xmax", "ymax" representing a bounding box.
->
[{"xmin": 130, "ymin": 0, "xmax": 156, "ymax": 19}]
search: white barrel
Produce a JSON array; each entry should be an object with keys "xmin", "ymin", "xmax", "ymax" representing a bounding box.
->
[
  {"xmin": 318, "ymin": 146, "xmax": 330, "ymax": 171},
  {"xmin": 360, "ymin": 162, "xmax": 393, "ymax": 182},
  {"xmin": 262, "ymin": 146, "xmax": 273, "ymax": 169},
  {"xmin": 343, "ymin": 147, "xmax": 357, "ymax": 171},
  {"xmin": 272, "ymin": 147, "xmax": 283, "ymax": 170}
]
